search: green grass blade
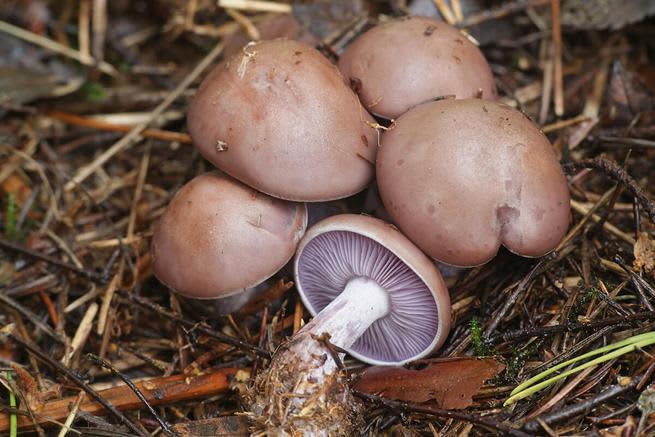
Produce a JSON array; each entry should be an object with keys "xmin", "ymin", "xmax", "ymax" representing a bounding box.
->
[
  {"xmin": 510, "ymin": 331, "xmax": 655, "ymax": 396},
  {"xmin": 4, "ymin": 193, "xmax": 17, "ymax": 241},
  {"xmin": 505, "ymin": 335, "xmax": 655, "ymax": 406},
  {"xmin": 6, "ymin": 371, "xmax": 16, "ymax": 437}
]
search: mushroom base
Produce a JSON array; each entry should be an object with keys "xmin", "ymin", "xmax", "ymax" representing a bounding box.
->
[
  {"xmin": 246, "ymin": 277, "xmax": 389, "ymax": 435},
  {"xmin": 246, "ymin": 332, "xmax": 363, "ymax": 437}
]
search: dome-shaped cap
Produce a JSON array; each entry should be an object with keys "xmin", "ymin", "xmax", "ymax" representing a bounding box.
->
[
  {"xmin": 377, "ymin": 99, "xmax": 570, "ymax": 267},
  {"xmin": 338, "ymin": 16, "xmax": 497, "ymax": 119},
  {"xmin": 187, "ymin": 39, "xmax": 377, "ymax": 202},
  {"xmin": 152, "ymin": 172, "xmax": 307, "ymax": 299},
  {"xmin": 294, "ymin": 214, "xmax": 451, "ymax": 365}
]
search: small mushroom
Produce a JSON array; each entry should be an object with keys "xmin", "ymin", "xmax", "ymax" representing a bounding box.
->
[
  {"xmin": 151, "ymin": 172, "xmax": 307, "ymax": 300},
  {"xmin": 249, "ymin": 214, "xmax": 450, "ymax": 435},
  {"xmin": 187, "ymin": 39, "xmax": 377, "ymax": 202},
  {"xmin": 338, "ymin": 16, "xmax": 497, "ymax": 119},
  {"xmin": 377, "ymin": 98, "xmax": 570, "ymax": 267}
]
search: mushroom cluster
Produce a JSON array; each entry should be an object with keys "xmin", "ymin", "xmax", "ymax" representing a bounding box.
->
[{"xmin": 151, "ymin": 14, "xmax": 571, "ymax": 437}]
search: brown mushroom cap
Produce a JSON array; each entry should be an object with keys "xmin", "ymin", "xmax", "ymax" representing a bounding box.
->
[
  {"xmin": 377, "ymin": 99, "xmax": 570, "ymax": 267},
  {"xmin": 187, "ymin": 39, "xmax": 377, "ymax": 202},
  {"xmin": 338, "ymin": 16, "xmax": 497, "ymax": 119},
  {"xmin": 151, "ymin": 172, "xmax": 307, "ymax": 299}
]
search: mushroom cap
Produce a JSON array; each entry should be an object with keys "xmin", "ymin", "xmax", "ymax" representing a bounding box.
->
[
  {"xmin": 294, "ymin": 214, "xmax": 451, "ymax": 365},
  {"xmin": 377, "ymin": 98, "xmax": 570, "ymax": 267},
  {"xmin": 338, "ymin": 16, "xmax": 497, "ymax": 119},
  {"xmin": 151, "ymin": 172, "xmax": 307, "ymax": 299},
  {"xmin": 187, "ymin": 39, "xmax": 377, "ymax": 202}
]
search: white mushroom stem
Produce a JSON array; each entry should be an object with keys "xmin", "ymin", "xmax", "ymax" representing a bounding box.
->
[
  {"xmin": 250, "ymin": 277, "xmax": 390, "ymax": 436},
  {"xmin": 302, "ymin": 276, "xmax": 390, "ymax": 349},
  {"xmin": 289, "ymin": 276, "xmax": 390, "ymax": 377}
]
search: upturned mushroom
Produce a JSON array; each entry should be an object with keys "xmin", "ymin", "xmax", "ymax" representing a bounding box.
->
[
  {"xmin": 151, "ymin": 172, "xmax": 307, "ymax": 302},
  {"xmin": 249, "ymin": 214, "xmax": 450, "ymax": 436},
  {"xmin": 376, "ymin": 98, "xmax": 570, "ymax": 267},
  {"xmin": 338, "ymin": 16, "xmax": 497, "ymax": 119},
  {"xmin": 187, "ymin": 39, "xmax": 377, "ymax": 202}
]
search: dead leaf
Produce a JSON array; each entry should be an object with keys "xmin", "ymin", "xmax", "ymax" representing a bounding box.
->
[
  {"xmin": 634, "ymin": 232, "xmax": 655, "ymax": 277},
  {"xmin": 354, "ymin": 357, "xmax": 505, "ymax": 409},
  {"xmin": 171, "ymin": 416, "xmax": 249, "ymax": 437},
  {"xmin": 1, "ymin": 173, "xmax": 33, "ymax": 205},
  {"xmin": 10, "ymin": 364, "xmax": 42, "ymax": 412}
]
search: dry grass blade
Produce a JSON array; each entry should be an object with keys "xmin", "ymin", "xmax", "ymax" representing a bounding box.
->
[
  {"xmin": 0, "ymin": 20, "xmax": 117, "ymax": 76},
  {"xmin": 64, "ymin": 42, "xmax": 224, "ymax": 191}
]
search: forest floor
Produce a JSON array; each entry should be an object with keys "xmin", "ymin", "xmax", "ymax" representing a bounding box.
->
[{"xmin": 1, "ymin": 0, "xmax": 655, "ymax": 435}]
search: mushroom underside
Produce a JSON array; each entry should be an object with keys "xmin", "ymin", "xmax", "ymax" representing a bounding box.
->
[{"xmin": 297, "ymin": 230, "xmax": 440, "ymax": 363}]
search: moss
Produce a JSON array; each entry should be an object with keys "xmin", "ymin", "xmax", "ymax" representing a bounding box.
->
[{"xmin": 470, "ymin": 318, "xmax": 494, "ymax": 357}]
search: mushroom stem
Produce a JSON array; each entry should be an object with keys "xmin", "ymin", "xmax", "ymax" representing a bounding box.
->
[
  {"xmin": 248, "ymin": 277, "xmax": 390, "ymax": 436},
  {"xmin": 286, "ymin": 277, "xmax": 390, "ymax": 378},
  {"xmin": 301, "ymin": 276, "xmax": 390, "ymax": 350}
]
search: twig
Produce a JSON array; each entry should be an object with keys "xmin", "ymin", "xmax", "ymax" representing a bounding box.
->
[
  {"xmin": 250, "ymin": 305, "xmax": 269, "ymax": 381},
  {"xmin": 527, "ymin": 326, "xmax": 615, "ymax": 376},
  {"xmin": 312, "ymin": 333, "xmax": 346, "ymax": 371},
  {"xmin": 0, "ymin": 237, "xmax": 107, "ymax": 283},
  {"xmin": 487, "ymin": 311, "xmax": 655, "ymax": 344},
  {"xmin": 64, "ymin": 42, "xmax": 224, "ymax": 190},
  {"xmin": 79, "ymin": 0, "xmax": 91, "ymax": 63},
  {"xmin": 563, "ymin": 158, "xmax": 655, "ymax": 225},
  {"xmin": 484, "ymin": 254, "xmax": 555, "ymax": 340},
  {"xmin": 433, "ymin": 0, "xmax": 457, "ymax": 25},
  {"xmin": 217, "ymin": 0, "xmax": 291, "ymax": 13},
  {"xmin": 92, "ymin": 0, "xmax": 108, "ymax": 63},
  {"xmin": 539, "ymin": 43, "xmax": 553, "ymax": 124},
  {"xmin": 64, "ymin": 302, "xmax": 98, "ymax": 365},
  {"xmin": 0, "ymin": 294, "xmax": 65, "ymax": 344},
  {"xmin": 570, "ymin": 199, "xmax": 635, "ymax": 245},
  {"xmin": 458, "ymin": 0, "xmax": 550, "ymax": 28},
  {"xmin": 550, "ymin": 0, "xmax": 564, "ymax": 116},
  {"xmin": 56, "ymin": 391, "xmax": 84, "ymax": 437},
  {"xmin": 3, "ymin": 333, "xmax": 149, "ymax": 437},
  {"xmin": 48, "ymin": 112, "xmax": 192, "ymax": 144},
  {"xmin": 354, "ymin": 390, "xmax": 531, "ymax": 437},
  {"xmin": 615, "ymin": 256, "xmax": 655, "ymax": 301},
  {"xmin": 598, "ymin": 136, "xmax": 655, "ymax": 149},
  {"xmin": 527, "ymin": 365, "xmax": 597, "ymax": 419},
  {"xmin": 0, "ymin": 20, "xmax": 117, "ymax": 76},
  {"xmin": 451, "ymin": 0, "xmax": 464, "ymax": 22},
  {"xmin": 524, "ymin": 376, "xmax": 641, "ymax": 432},
  {"xmin": 119, "ymin": 291, "xmax": 270, "ymax": 358},
  {"xmin": 0, "ymin": 364, "xmax": 237, "ymax": 431},
  {"xmin": 87, "ymin": 354, "xmax": 177, "ymax": 437}
]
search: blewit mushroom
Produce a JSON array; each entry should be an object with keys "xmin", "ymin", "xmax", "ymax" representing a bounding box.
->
[
  {"xmin": 338, "ymin": 16, "xmax": 497, "ymax": 119},
  {"xmin": 151, "ymin": 172, "xmax": 307, "ymax": 303},
  {"xmin": 377, "ymin": 98, "xmax": 571, "ymax": 267},
  {"xmin": 249, "ymin": 214, "xmax": 450, "ymax": 436},
  {"xmin": 187, "ymin": 39, "xmax": 377, "ymax": 202}
]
